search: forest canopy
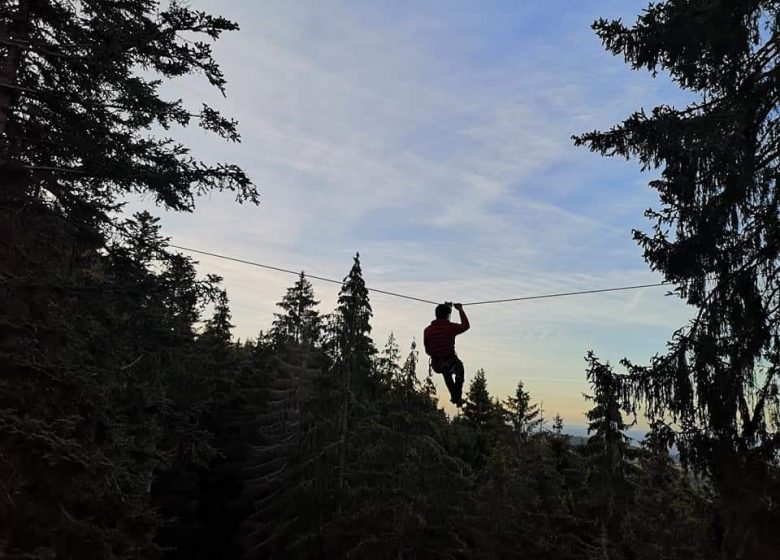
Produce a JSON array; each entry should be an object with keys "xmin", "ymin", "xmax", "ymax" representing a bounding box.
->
[{"xmin": 1, "ymin": 0, "xmax": 778, "ymax": 559}]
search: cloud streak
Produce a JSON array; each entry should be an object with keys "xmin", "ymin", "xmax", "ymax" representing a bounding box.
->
[{"xmin": 129, "ymin": 0, "xmax": 694, "ymax": 423}]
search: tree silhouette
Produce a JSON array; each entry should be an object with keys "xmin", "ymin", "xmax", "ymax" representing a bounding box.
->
[
  {"xmin": 0, "ymin": 2, "xmax": 252, "ymax": 556},
  {"xmin": 504, "ymin": 379, "xmax": 543, "ymax": 438},
  {"xmin": 575, "ymin": 2, "xmax": 780, "ymax": 555},
  {"xmin": 463, "ymin": 369, "xmax": 495, "ymax": 429},
  {"xmin": 584, "ymin": 353, "xmax": 633, "ymax": 560},
  {"xmin": 376, "ymin": 332, "xmax": 402, "ymax": 388},
  {"xmin": 271, "ymin": 272, "xmax": 322, "ymax": 348},
  {"xmin": 0, "ymin": 0, "xmax": 255, "ymax": 220},
  {"xmin": 332, "ymin": 253, "xmax": 376, "ymax": 493}
]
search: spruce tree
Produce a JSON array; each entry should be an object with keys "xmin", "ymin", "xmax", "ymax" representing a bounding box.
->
[
  {"xmin": 0, "ymin": 2, "xmax": 253, "ymax": 557},
  {"xmin": 376, "ymin": 332, "xmax": 402, "ymax": 387},
  {"xmin": 504, "ymin": 379, "xmax": 543, "ymax": 438},
  {"xmin": 463, "ymin": 368, "xmax": 495, "ymax": 428},
  {"xmin": 202, "ymin": 290, "xmax": 234, "ymax": 349},
  {"xmin": 574, "ymin": 2, "xmax": 780, "ymax": 554},
  {"xmin": 457, "ymin": 369, "xmax": 501, "ymax": 468},
  {"xmin": 398, "ymin": 339, "xmax": 420, "ymax": 392},
  {"xmin": 584, "ymin": 353, "xmax": 633, "ymax": 560},
  {"xmin": 271, "ymin": 272, "xmax": 322, "ymax": 348},
  {"xmin": 1, "ymin": 0, "xmax": 255, "ymax": 220},
  {"xmin": 422, "ymin": 367, "xmax": 438, "ymax": 403},
  {"xmin": 332, "ymin": 253, "xmax": 376, "ymax": 492},
  {"xmin": 335, "ymin": 253, "xmax": 376, "ymax": 375},
  {"xmin": 152, "ymin": 288, "xmax": 243, "ymax": 560}
]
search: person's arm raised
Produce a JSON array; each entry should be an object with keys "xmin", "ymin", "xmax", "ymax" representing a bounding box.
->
[{"xmin": 453, "ymin": 303, "xmax": 470, "ymax": 332}]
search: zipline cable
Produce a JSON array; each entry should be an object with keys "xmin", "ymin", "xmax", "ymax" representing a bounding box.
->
[
  {"xmin": 169, "ymin": 244, "xmax": 440, "ymax": 305},
  {"xmin": 169, "ymin": 244, "xmax": 668, "ymax": 307},
  {"xmin": 462, "ymin": 282, "xmax": 667, "ymax": 306}
]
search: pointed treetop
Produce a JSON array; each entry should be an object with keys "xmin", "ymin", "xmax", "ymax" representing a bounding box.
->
[
  {"xmin": 504, "ymin": 379, "xmax": 542, "ymax": 437},
  {"xmin": 332, "ymin": 253, "xmax": 376, "ymax": 370},
  {"xmin": 463, "ymin": 369, "xmax": 495, "ymax": 428},
  {"xmin": 399, "ymin": 339, "xmax": 419, "ymax": 390},
  {"xmin": 584, "ymin": 352, "xmax": 630, "ymax": 454},
  {"xmin": 271, "ymin": 272, "xmax": 322, "ymax": 347},
  {"xmin": 377, "ymin": 332, "xmax": 402, "ymax": 385}
]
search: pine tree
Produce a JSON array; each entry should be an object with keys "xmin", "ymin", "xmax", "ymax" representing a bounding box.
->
[
  {"xmin": 335, "ymin": 253, "xmax": 376, "ymax": 375},
  {"xmin": 376, "ymin": 332, "xmax": 402, "ymax": 387},
  {"xmin": 152, "ymin": 287, "xmax": 244, "ymax": 560},
  {"xmin": 0, "ymin": 2, "xmax": 253, "ymax": 557},
  {"xmin": 332, "ymin": 253, "xmax": 376, "ymax": 492},
  {"xmin": 456, "ymin": 369, "xmax": 504, "ymax": 469},
  {"xmin": 463, "ymin": 368, "xmax": 494, "ymax": 429},
  {"xmin": 584, "ymin": 352, "xmax": 633, "ymax": 560},
  {"xmin": 271, "ymin": 272, "xmax": 322, "ymax": 348},
  {"xmin": 331, "ymin": 335, "xmax": 468, "ymax": 559},
  {"xmin": 1, "ymin": 0, "xmax": 255, "ymax": 221},
  {"xmin": 504, "ymin": 379, "xmax": 543, "ymax": 438},
  {"xmin": 574, "ymin": 3, "xmax": 780, "ymax": 556},
  {"xmin": 202, "ymin": 290, "xmax": 234, "ymax": 348},
  {"xmin": 422, "ymin": 367, "xmax": 438, "ymax": 403},
  {"xmin": 398, "ymin": 339, "xmax": 420, "ymax": 392}
]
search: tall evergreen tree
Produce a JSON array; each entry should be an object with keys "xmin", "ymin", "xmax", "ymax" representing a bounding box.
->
[
  {"xmin": 456, "ymin": 369, "xmax": 504, "ymax": 469},
  {"xmin": 463, "ymin": 368, "xmax": 495, "ymax": 429},
  {"xmin": 376, "ymin": 332, "xmax": 402, "ymax": 387},
  {"xmin": 334, "ymin": 253, "xmax": 376, "ymax": 375},
  {"xmin": 152, "ymin": 287, "xmax": 244, "ymax": 560},
  {"xmin": 0, "ymin": 2, "xmax": 253, "ymax": 557},
  {"xmin": 271, "ymin": 272, "xmax": 322, "ymax": 348},
  {"xmin": 574, "ymin": 2, "xmax": 780, "ymax": 555},
  {"xmin": 422, "ymin": 367, "xmax": 438, "ymax": 402},
  {"xmin": 584, "ymin": 353, "xmax": 633, "ymax": 560},
  {"xmin": 1, "ymin": 0, "xmax": 255, "ymax": 221},
  {"xmin": 504, "ymin": 379, "xmax": 543, "ymax": 438},
  {"xmin": 398, "ymin": 339, "xmax": 420, "ymax": 392},
  {"xmin": 202, "ymin": 289, "xmax": 234, "ymax": 349},
  {"xmin": 332, "ymin": 253, "xmax": 376, "ymax": 492}
]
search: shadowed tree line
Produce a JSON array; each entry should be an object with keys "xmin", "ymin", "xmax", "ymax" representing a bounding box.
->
[
  {"xmin": 119, "ymin": 255, "xmax": 722, "ymax": 560},
  {"xmin": 0, "ymin": 0, "xmax": 778, "ymax": 558}
]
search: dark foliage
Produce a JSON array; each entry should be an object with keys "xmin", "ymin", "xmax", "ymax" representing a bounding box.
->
[
  {"xmin": 0, "ymin": 1, "xmax": 756, "ymax": 558},
  {"xmin": 575, "ymin": 1, "xmax": 780, "ymax": 557},
  {"xmin": 1, "ymin": 1, "xmax": 255, "ymax": 557}
]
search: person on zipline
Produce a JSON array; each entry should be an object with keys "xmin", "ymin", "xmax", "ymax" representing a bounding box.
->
[{"xmin": 424, "ymin": 302, "xmax": 470, "ymax": 407}]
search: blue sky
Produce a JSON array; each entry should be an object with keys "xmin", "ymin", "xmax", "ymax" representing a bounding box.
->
[{"xmin": 132, "ymin": 0, "xmax": 698, "ymax": 426}]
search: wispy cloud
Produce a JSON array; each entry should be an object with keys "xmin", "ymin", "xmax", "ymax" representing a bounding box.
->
[{"xmin": 129, "ymin": 0, "xmax": 694, "ymax": 423}]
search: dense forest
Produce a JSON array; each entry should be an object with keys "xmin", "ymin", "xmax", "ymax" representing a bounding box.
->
[{"xmin": 1, "ymin": 1, "xmax": 778, "ymax": 559}]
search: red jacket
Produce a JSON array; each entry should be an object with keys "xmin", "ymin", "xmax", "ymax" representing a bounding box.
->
[{"xmin": 423, "ymin": 309, "xmax": 470, "ymax": 358}]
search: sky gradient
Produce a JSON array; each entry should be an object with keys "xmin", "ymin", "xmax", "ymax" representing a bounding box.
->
[{"xmin": 129, "ymin": 0, "xmax": 698, "ymax": 426}]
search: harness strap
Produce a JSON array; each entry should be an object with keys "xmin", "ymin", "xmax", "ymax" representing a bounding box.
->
[{"xmin": 430, "ymin": 355, "xmax": 458, "ymax": 375}]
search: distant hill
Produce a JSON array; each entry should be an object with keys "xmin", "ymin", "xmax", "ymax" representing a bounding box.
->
[
  {"xmin": 561, "ymin": 431, "xmax": 681, "ymax": 461},
  {"xmin": 564, "ymin": 434, "xmax": 588, "ymax": 446}
]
